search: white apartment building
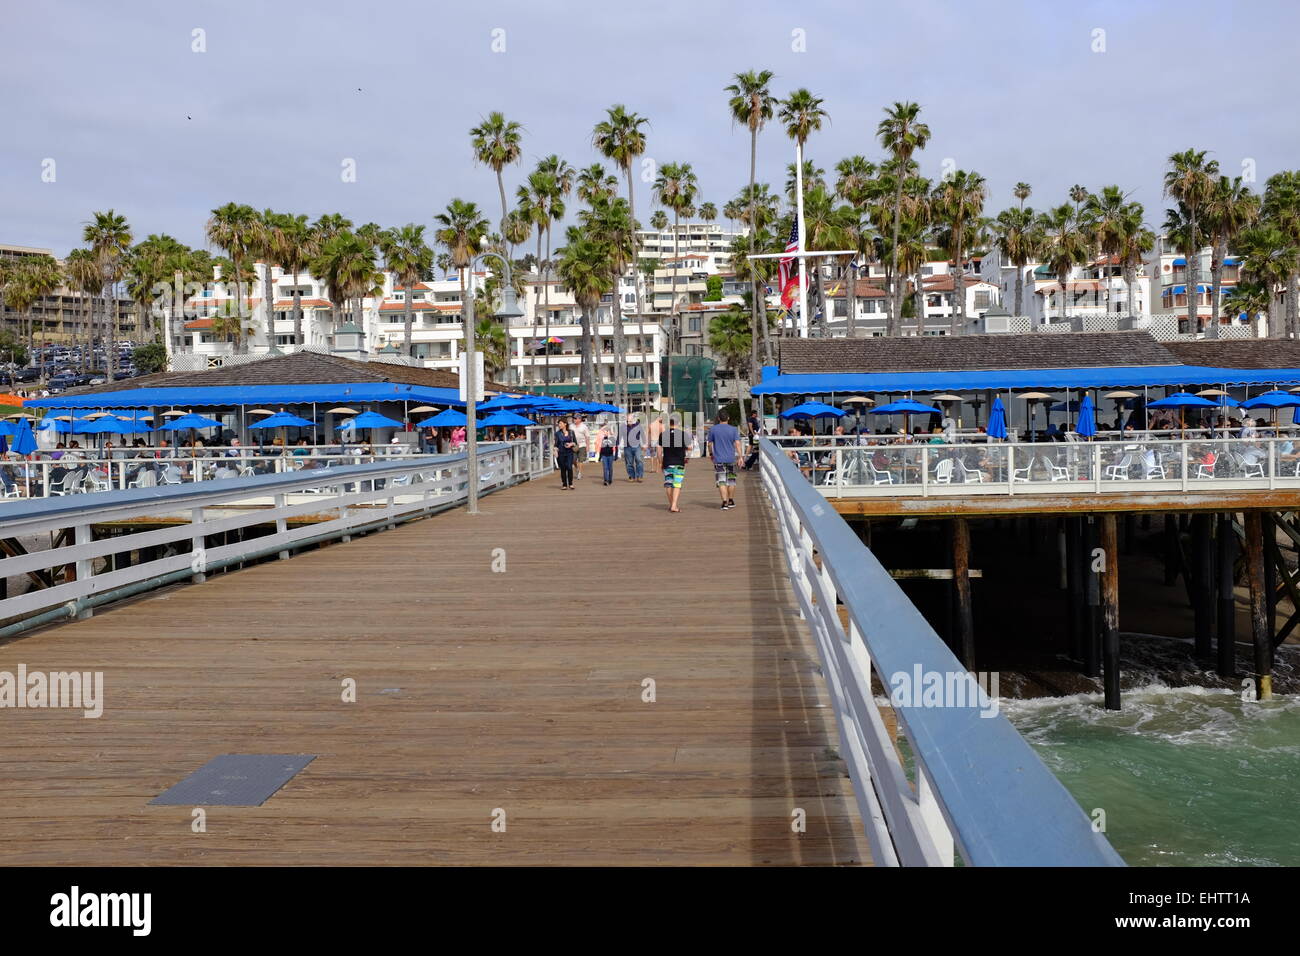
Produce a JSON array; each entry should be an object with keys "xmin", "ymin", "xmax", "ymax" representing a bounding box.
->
[
  {"xmin": 825, "ymin": 262, "xmax": 1001, "ymax": 336},
  {"xmin": 1144, "ymin": 238, "xmax": 1246, "ymax": 332}
]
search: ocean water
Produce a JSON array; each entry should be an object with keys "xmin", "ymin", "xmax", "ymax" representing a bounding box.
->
[{"xmin": 1004, "ymin": 686, "xmax": 1300, "ymax": 866}]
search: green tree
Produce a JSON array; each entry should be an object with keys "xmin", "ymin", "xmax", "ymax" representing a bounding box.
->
[
  {"xmin": 653, "ymin": 161, "xmax": 699, "ymax": 350},
  {"xmin": 993, "ymin": 206, "xmax": 1043, "ymax": 319},
  {"xmin": 932, "ymin": 170, "xmax": 986, "ymax": 334},
  {"xmin": 84, "ymin": 209, "xmax": 133, "ymax": 371},
  {"xmin": 1164, "ymin": 149, "xmax": 1220, "ymax": 333},
  {"xmin": 381, "ymin": 224, "xmax": 434, "ymax": 357},
  {"xmin": 434, "ymin": 199, "xmax": 491, "ymax": 371},
  {"xmin": 877, "ymin": 102, "xmax": 931, "ymax": 335},
  {"xmin": 556, "ymin": 231, "xmax": 612, "ymax": 401},
  {"xmin": 1260, "ymin": 170, "xmax": 1300, "ymax": 336},
  {"xmin": 593, "ymin": 105, "xmax": 649, "ymax": 314},
  {"xmin": 132, "ymin": 341, "xmax": 167, "ymax": 374},
  {"xmin": 205, "ymin": 202, "xmax": 257, "ymax": 352},
  {"xmin": 1203, "ymin": 176, "xmax": 1259, "ymax": 330},
  {"xmin": 1037, "ymin": 204, "xmax": 1090, "ymax": 324},
  {"xmin": 470, "ymin": 112, "xmax": 524, "ymax": 250}
]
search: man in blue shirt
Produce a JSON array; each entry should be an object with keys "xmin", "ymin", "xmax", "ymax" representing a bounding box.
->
[{"xmin": 706, "ymin": 411, "xmax": 742, "ymax": 511}]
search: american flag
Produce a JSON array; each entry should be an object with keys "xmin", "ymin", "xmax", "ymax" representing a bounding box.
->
[{"xmin": 778, "ymin": 218, "xmax": 800, "ymax": 309}]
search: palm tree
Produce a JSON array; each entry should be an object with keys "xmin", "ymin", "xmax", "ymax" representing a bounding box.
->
[
  {"xmin": 993, "ymin": 207, "xmax": 1042, "ymax": 319},
  {"xmin": 380, "ymin": 224, "xmax": 433, "ymax": 358},
  {"xmin": 653, "ymin": 161, "xmax": 699, "ymax": 350},
  {"xmin": 877, "ymin": 102, "xmax": 931, "ymax": 335},
  {"xmin": 726, "ymin": 69, "xmax": 776, "ymax": 371},
  {"xmin": 205, "ymin": 202, "xmax": 258, "ymax": 352},
  {"xmin": 556, "ymin": 231, "xmax": 612, "ymax": 401},
  {"xmin": 1222, "ymin": 281, "xmax": 1273, "ymax": 330},
  {"xmin": 577, "ymin": 163, "xmax": 618, "ymax": 204},
  {"xmin": 1235, "ymin": 224, "xmax": 1298, "ymax": 336},
  {"xmin": 469, "ymin": 112, "xmax": 524, "ymax": 249},
  {"xmin": 899, "ymin": 175, "xmax": 934, "ymax": 332},
  {"xmin": 83, "ymin": 209, "xmax": 133, "ymax": 373},
  {"xmin": 699, "ymin": 202, "xmax": 717, "ymax": 225},
  {"xmin": 5, "ymin": 255, "xmax": 61, "ymax": 358},
  {"xmin": 801, "ymin": 185, "xmax": 853, "ymax": 336},
  {"xmin": 248, "ymin": 209, "xmax": 286, "ymax": 352},
  {"xmin": 784, "ymin": 160, "xmax": 827, "ymax": 205},
  {"xmin": 1014, "ymin": 182, "xmax": 1032, "ymax": 210},
  {"xmin": 709, "ymin": 302, "xmax": 752, "ymax": 417},
  {"xmin": 581, "ymin": 195, "xmax": 636, "ymax": 410},
  {"xmin": 309, "ymin": 231, "xmax": 381, "ymax": 344},
  {"xmin": 1083, "ymin": 186, "xmax": 1130, "ymax": 316},
  {"xmin": 650, "ymin": 209, "xmax": 668, "ymax": 232},
  {"xmin": 932, "ymin": 170, "xmax": 986, "ymax": 334},
  {"xmin": 474, "ymin": 316, "xmax": 508, "ymax": 379},
  {"xmin": 778, "ymin": 88, "xmax": 829, "ymax": 336},
  {"xmin": 64, "ymin": 248, "xmax": 101, "ymax": 368},
  {"xmin": 1261, "ymin": 171, "xmax": 1300, "ymax": 337},
  {"xmin": 1204, "ymin": 176, "xmax": 1259, "ymax": 331},
  {"xmin": 1164, "ymin": 149, "xmax": 1220, "ymax": 333},
  {"xmin": 1116, "ymin": 206, "xmax": 1155, "ymax": 322},
  {"xmin": 1038, "ymin": 204, "xmax": 1090, "ymax": 324},
  {"xmin": 592, "ymin": 105, "xmax": 649, "ymax": 315},
  {"xmin": 434, "ymin": 199, "xmax": 490, "ymax": 369},
  {"xmin": 125, "ymin": 233, "xmax": 188, "ymax": 342},
  {"xmin": 274, "ymin": 213, "xmax": 312, "ymax": 348}
]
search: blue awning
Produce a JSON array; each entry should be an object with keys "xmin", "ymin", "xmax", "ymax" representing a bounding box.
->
[
  {"xmin": 24, "ymin": 382, "xmax": 467, "ymax": 410},
  {"xmin": 1167, "ymin": 284, "xmax": 1211, "ymax": 295},
  {"xmin": 751, "ymin": 365, "xmax": 1300, "ymax": 396}
]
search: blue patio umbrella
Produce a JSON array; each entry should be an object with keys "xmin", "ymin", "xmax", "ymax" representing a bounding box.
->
[
  {"xmin": 11, "ymin": 418, "xmax": 37, "ymax": 456},
  {"xmin": 1148, "ymin": 391, "xmax": 1217, "ymax": 432},
  {"xmin": 416, "ymin": 409, "xmax": 483, "ymax": 429},
  {"xmin": 1240, "ymin": 390, "xmax": 1300, "ymax": 409},
  {"xmin": 337, "ymin": 410, "xmax": 403, "ymax": 431},
  {"xmin": 986, "ymin": 397, "xmax": 1008, "ymax": 440},
  {"xmin": 160, "ymin": 413, "xmax": 223, "ymax": 431},
  {"xmin": 0, "ymin": 421, "xmax": 17, "ymax": 437},
  {"xmin": 83, "ymin": 417, "xmax": 138, "ymax": 435},
  {"xmin": 781, "ymin": 401, "xmax": 846, "ymax": 419},
  {"xmin": 479, "ymin": 395, "xmax": 537, "ymax": 411},
  {"xmin": 871, "ymin": 400, "xmax": 943, "ymax": 415},
  {"xmin": 1076, "ymin": 394, "xmax": 1097, "ymax": 438},
  {"xmin": 480, "ymin": 410, "xmax": 535, "ymax": 428},
  {"xmin": 248, "ymin": 411, "xmax": 315, "ymax": 429}
]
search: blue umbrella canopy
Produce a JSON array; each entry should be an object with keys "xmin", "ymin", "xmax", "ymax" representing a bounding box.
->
[
  {"xmin": 417, "ymin": 409, "xmax": 483, "ymax": 428},
  {"xmin": 337, "ymin": 410, "xmax": 403, "ymax": 431},
  {"xmin": 781, "ymin": 401, "xmax": 846, "ymax": 419},
  {"xmin": 871, "ymin": 400, "xmax": 942, "ymax": 416},
  {"xmin": 1147, "ymin": 392, "xmax": 1217, "ymax": 408},
  {"xmin": 10, "ymin": 418, "xmax": 37, "ymax": 455},
  {"xmin": 479, "ymin": 395, "xmax": 536, "ymax": 411},
  {"xmin": 83, "ymin": 417, "xmax": 138, "ymax": 435},
  {"xmin": 0, "ymin": 421, "xmax": 14, "ymax": 437},
  {"xmin": 160, "ymin": 413, "xmax": 223, "ymax": 431},
  {"xmin": 1076, "ymin": 394, "xmax": 1097, "ymax": 437},
  {"xmin": 986, "ymin": 397, "xmax": 1008, "ymax": 439},
  {"xmin": 248, "ymin": 411, "xmax": 315, "ymax": 429},
  {"xmin": 480, "ymin": 410, "xmax": 535, "ymax": 428},
  {"xmin": 1241, "ymin": 390, "xmax": 1300, "ymax": 409}
]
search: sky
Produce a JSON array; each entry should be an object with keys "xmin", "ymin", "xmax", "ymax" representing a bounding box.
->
[{"xmin": 2, "ymin": 0, "xmax": 1298, "ymax": 257}]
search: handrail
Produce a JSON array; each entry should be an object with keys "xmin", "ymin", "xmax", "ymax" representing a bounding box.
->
[
  {"xmin": 0, "ymin": 445, "xmax": 527, "ymax": 633},
  {"xmin": 758, "ymin": 437, "xmax": 1124, "ymax": 866}
]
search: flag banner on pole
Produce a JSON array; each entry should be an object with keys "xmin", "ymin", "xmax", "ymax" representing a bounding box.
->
[{"xmin": 778, "ymin": 218, "xmax": 801, "ymax": 309}]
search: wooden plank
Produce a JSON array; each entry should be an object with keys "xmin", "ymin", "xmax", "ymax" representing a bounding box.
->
[{"xmin": 0, "ymin": 467, "xmax": 868, "ymax": 866}]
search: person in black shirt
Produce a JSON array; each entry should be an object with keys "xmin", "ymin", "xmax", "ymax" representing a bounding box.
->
[
  {"xmin": 659, "ymin": 420, "xmax": 691, "ymax": 512},
  {"xmin": 555, "ymin": 418, "xmax": 578, "ymax": 490}
]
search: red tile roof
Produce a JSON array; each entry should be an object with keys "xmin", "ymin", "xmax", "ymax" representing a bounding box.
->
[
  {"xmin": 271, "ymin": 298, "xmax": 332, "ymax": 309},
  {"xmin": 379, "ymin": 301, "xmax": 462, "ymax": 313}
]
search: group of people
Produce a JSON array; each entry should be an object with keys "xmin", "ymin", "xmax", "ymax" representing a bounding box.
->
[{"xmin": 553, "ymin": 411, "xmax": 744, "ymax": 512}]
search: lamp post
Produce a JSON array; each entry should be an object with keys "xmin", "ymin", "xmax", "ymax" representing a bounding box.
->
[{"xmin": 463, "ymin": 252, "xmax": 524, "ymax": 515}]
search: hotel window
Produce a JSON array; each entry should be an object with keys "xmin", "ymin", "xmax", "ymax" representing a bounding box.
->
[
  {"xmin": 973, "ymin": 291, "xmax": 990, "ymax": 310},
  {"xmin": 688, "ymin": 317, "xmax": 701, "ymax": 332}
]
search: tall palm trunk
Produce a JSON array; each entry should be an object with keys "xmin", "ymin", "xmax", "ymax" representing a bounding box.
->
[
  {"xmin": 1122, "ymin": 260, "xmax": 1138, "ymax": 322},
  {"xmin": 846, "ymin": 261, "xmax": 858, "ymax": 338},
  {"xmin": 1059, "ymin": 276, "xmax": 1069, "ymax": 323},
  {"xmin": 543, "ymin": 227, "xmax": 552, "ymax": 394},
  {"xmin": 1185, "ymin": 224, "xmax": 1200, "ymax": 333},
  {"xmin": 497, "ymin": 171, "xmax": 510, "ymax": 256},
  {"xmin": 610, "ymin": 269, "xmax": 627, "ymax": 411},
  {"xmin": 814, "ymin": 261, "xmax": 828, "ymax": 336},
  {"xmin": 1286, "ymin": 273, "xmax": 1300, "ymax": 339},
  {"xmin": 758, "ymin": 280, "xmax": 773, "ymax": 366},
  {"xmin": 951, "ymin": 238, "xmax": 965, "ymax": 336},
  {"xmin": 1014, "ymin": 262, "xmax": 1025, "ymax": 319},
  {"xmin": 262, "ymin": 262, "xmax": 274, "ymax": 353},
  {"xmin": 627, "ymin": 169, "xmax": 642, "ymax": 317},
  {"xmin": 671, "ymin": 211, "xmax": 681, "ymax": 352},
  {"xmin": 579, "ymin": 303, "xmax": 596, "ymax": 402},
  {"xmin": 890, "ymin": 178, "xmax": 904, "ymax": 336},
  {"xmin": 1209, "ymin": 238, "xmax": 1225, "ymax": 336},
  {"xmin": 914, "ymin": 268, "xmax": 925, "ymax": 335},
  {"xmin": 291, "ymin": 272, "xmax": 303, "ymax": 349}
]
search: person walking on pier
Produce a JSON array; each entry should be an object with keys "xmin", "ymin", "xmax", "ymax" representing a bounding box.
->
[
  {"xmin": 555, "ymin": 418, "xmax": 578, "ymax": 490},
  {"xmin": 621, "ymin": 414, "xmax": 645, "ymax": 482},
  {"xmin": 660, "ymin": 417, "xmax": 690, "ymax": 513},
  {"xmin": 647, "ymin": 414, "xmax": 664, "ymax": 474},
  {"xmin": 596, "ymin": 421, "xmax": 618, "ymax": 485},
  {"xmin": 707, "ymin": 411, "xmax": 741, "ymax": 510},
  {"xmin": 572, "ymin": 414, "xmax": 591, "ymax": 481}
]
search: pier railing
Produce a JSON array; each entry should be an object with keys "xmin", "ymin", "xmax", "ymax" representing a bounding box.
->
[
  {"xmin": 0, "ymin": 444, "xmax": 529, "ymax": 636},
  {"xmin": 771, "ymin": 434, "xmax": 1300, "ymax": 498},
  {"xmin": 758, "ymin": 437, "xmax": 1124, "ymax": 866}
]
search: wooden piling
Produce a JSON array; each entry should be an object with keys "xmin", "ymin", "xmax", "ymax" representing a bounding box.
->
[
  {"xmin": 952, "ymin": 517, "xmax": 975, "ymax": 670},
  {"xmin": 1217, "ymin": 513, "xmax": 1237, "ymax": 679},
  {"xmin": 1100, "ymin": 514, "xmax": 1121, "ymax": 710},
  {"xmin": 1192, "ymin": 514, "xmax": 1214, "ymax": 658},
  {"xmin": 1244, "ymin": 512, "xmax": 1273, "ymax": 701},
  {"xmin": 1084, "ymin": 517, "xmax": 1101, "ymax": 679}
]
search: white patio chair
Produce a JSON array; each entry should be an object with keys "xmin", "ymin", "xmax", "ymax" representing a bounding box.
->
[
  {"xmin": 1103, "ymin": 454, "xmax": 1133, "ymax": 480},
  {"xmin": 1238, "ymin": 454, "xmax": 1265, "ymax": 479},
  {"xmin": 49, "ymin": 470, "xmax": 84, "ymax": 496},
  {"xmin": 1045, "ymin": 457, "xmax": 1071, "ymax": 482},
  {"xmin": 1141, "ymin": 451, "xmax": 1165, "ymax": 479},
  {"xmin": 933, "ymin": 458, "xmax": 955, "ymax": 484},
  {"xmin": 957, "ymin": 460, "xmax": 986, "ymax": 483},
  {"xmin": 866, "ymin": 459, "xmax": 896, "ymax": 485},
  {"xmin": 1012, "ymin": 458, "xmax": 1034, "ymax": 482},
  {"xmin": 1194, "ymin": 459, "xmax": 1216, "ymax": 479}
]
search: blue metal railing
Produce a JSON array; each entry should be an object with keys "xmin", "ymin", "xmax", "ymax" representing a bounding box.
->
[{"xmin": 759, "ymin": 437, "xmax": 1124, "ymax": 866}]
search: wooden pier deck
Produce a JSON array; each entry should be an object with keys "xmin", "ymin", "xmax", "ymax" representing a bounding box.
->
[{"xmin": 0, "ymin": 463, "xmax": 867, "ymax": 866}]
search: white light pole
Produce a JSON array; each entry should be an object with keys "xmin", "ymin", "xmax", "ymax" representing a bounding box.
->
[
  {"xmin": 795, "ymin": 141, "xmax": 808, "ymax": 337},
  {"xmin": 463, "ymin": 252, "xmax": 524, "ymax": 514}
]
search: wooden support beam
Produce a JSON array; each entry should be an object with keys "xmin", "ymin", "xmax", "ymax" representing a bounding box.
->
[
  {"xmin": 1244, "ymin": 512, "xmax": 1273, "ymax": 701},
  {"xmin": 1100, "ymin": 514, "xmax": 1121, "ymax": 710},
  {"xmin": 889, "ymin": 568, "xmax": 983, "ymax": 580},
  {"xmin": 1217, "ymin": 513, "xmax": 1237, "ymax": 679},
  {"xmin": 1192, "ymin": 514, "xmax": 1214, "ymax": 659},
  {"xmin": 1066, "ymin": 517, "xmax": 1083, "ymax": 660},
  {"xmin": 0, "ymin": 537, "xmax": 57, "ymax": 590},
  {"xmin": 952, "ymin": 517, "xmax": 975, "ymax": 670},
  {"xmin": 1084, "ymin": 517, "xmax": 1101, "ymax": 679}
]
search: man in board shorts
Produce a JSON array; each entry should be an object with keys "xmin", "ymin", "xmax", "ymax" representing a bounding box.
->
[
  {"xmin": 659, "ymin": 418, "xmax": 690, "ymax": 513},
  {"xmin": 647, "ymin": 414, "xmax": 664, "ymax": 473},
  {"xmin": 706, "ymin": 410, "xmax": 741, "ymax": 510}
]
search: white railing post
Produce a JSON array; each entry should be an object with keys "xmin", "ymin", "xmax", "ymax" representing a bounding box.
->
[{"xmin": 190, "ymin": 507, "xmax": 206, "ymax": 583}]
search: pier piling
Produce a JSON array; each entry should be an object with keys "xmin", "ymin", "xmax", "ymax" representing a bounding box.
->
[
  {"xmin": 1100, "ymin": 514, "xmax": 1121, "ymax": 710},
  {"xmin": 1244, "ymin": 512, "xmax": 1273, "ymax": 701},
  {"xmin": 952, "ymin": 517, "xmax": 974, "ymax": 669},
  {"xmin": 1216, "ymin": 513, "xmax": 1237, "ymax": 679}
]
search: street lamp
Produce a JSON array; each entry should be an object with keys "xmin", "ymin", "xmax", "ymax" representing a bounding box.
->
[{"xmin": 463, "ymin": 252, "xmax": 524, "ymax": 514}]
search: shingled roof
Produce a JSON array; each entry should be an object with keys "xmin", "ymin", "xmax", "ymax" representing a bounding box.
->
[
  {"xmin": 778, "ymin": 331, "xmax": 1180, "ymax": 375},
  {"xmin": 1164, "ymin": 339, "xmax": 1300, "ymax": 369},
  {"xmin": 57, "ymin": 350, "xmax": 511, "ymax": 397}
]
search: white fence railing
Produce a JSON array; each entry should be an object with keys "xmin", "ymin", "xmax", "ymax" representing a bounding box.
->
[
  {"xmin": 0, "ymin": 444, "xmax": 537, "ymax": 634},
  {"xmin": 758, "ymin": 438, "xmax": 1124, "ymax": 866},
  {"xmin": 770, "ymin": 435, "xmax": 1300, "ymax": 498}
]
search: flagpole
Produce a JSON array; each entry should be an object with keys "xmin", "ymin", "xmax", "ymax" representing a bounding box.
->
[{"xmin": 795, "ymin": 141, "xmax": 808, "ymax": 338}]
